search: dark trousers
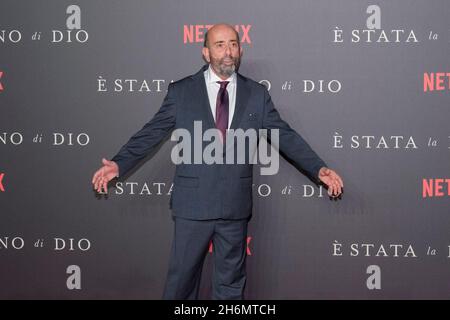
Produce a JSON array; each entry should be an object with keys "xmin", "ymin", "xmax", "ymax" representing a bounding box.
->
[{"xmin": 162, "ymin": 216, "xmax": 249, "ymax": 300}]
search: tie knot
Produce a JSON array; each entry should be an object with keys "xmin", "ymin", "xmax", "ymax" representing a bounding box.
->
[{"xmin": 217, "ymin": 81, "xmax": 229, "ymax": 89}]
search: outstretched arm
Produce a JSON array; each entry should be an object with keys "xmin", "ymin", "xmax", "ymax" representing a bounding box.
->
[
  {"xmin": 91, "ymin": 83, "xmax": 177, "ymax": 193},
  {"xmin": 262, "ymin": 88, "xmax": 343, "ymax": 198}
]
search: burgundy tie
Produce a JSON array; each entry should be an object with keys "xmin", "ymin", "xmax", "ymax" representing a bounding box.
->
[{"xmin": 215, "ymin": 81, "xmax": 229, "ymax": 144}]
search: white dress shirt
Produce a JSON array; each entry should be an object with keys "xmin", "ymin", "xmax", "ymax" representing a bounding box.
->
[{"xmin": 204, "ymin": 64, "xmax": 237, "ymax": 129}]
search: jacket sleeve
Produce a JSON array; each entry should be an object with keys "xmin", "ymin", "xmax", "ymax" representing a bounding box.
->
[
  {"xmin": 111, "ymin": 83, "xmax": 177, "ymax": 177},
  {"xmin": 261, "ymin": 87, "xmax": 326, "ymax": 184}
]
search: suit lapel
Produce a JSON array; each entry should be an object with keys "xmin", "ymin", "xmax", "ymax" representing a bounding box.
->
[
  {"xmin": 229, "ymin": 73, "xmax": 251, "ymax": 130},
  {"xmin": 192, "ymin": 64, "xmax": 216, "ymax": 130}
]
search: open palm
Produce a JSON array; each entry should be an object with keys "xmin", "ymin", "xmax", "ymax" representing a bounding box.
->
[
  {"xmin": 91, "ymin": 158, "xmax": 119, "ymax": 193},
  {"xmin": 318, "ymin": 167, "xmax": 344, "ymax": 198}
]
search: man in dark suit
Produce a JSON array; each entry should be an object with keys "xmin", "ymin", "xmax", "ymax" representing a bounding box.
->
[{"xmin": 92, "ymin": 23, "xmax": 343, "ymax": 300}]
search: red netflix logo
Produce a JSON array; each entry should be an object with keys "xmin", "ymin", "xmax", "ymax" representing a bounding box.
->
[
  {"xmin": 208, "ymin": 236, "xmax": 252, "ymax": 255},
  {"xmin": 422, "ymin": 178, "xmax": 450, "ymax": 198},
  {"xmin": 423, "ymin": 72, "xmax": 450, "ymax": 92},
  {"xmin": 0, "ymin": 71, "xmax": 3, "ymax": 91},
  {"xmin": 0, "ymin": 173, "xmax": 5, "ymax": 192},
  {"xmin": 183, "ymin": 24, "xmax": 252, "ymax": 44}
]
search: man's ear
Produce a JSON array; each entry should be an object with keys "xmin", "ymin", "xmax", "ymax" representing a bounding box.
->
[
  {"xmin": 202, "ymin": 47, "xmax": 210, "ymax": 63},
  {"xmin": 239, "ymin": 46, "xmax": 243, "ymax": 58}
]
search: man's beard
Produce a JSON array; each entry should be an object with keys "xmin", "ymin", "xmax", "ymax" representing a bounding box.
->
[{"xmin": 212, "ymin": 55, "xmax": 240, "ymax": 78}]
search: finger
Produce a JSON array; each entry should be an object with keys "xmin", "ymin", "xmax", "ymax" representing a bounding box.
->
[
  {"xmin": 335, "ymin": 185, "xmax": 342, "ymax": 197},
  {"xmin": 335, "ymin": 182, "xmax": 342, "ymax": 195},
  {"xmin": 97, "ymin": 177, "xmax": 104, "ymax": 193},
  {"xmin": 93, "ymin": 168, "xmax": 105, "ymax": 187},
  {"xmin": 101, "ymin": 177, "xmax": 107, "ymax": 193},
  {"xmin": 327, "ymin": 180, "xmax": 334, "ymax": 195},
  {"xmin": 333, "ymin": 180, "xmax": 339, "ymax": 192},
  {"xmin": 94, "ymin": 176, "xmax": 99, "ymax": 191},
  {"xmin": 97, "ymin": 177, "xmax": 104, "ymax": 192},
  {"xmin": 95, "ymin": 175, "xmax": 103, "ymax": 191},
  {"xmin": 332, "ymin": 178, "xmax": 341, "ymax": 193},
  {"xmin": 95, "ymin": 174, "xmax": 102, "ymax": 188},
  {"xmin": 92, "ymin": 170, "xmax": 101, "ymax": 184},
  {"xmin": 332, "ymin": 183, "xmax": 338, "ymax": 197},
  {"xmin": 103, "ymin": 180, "xmax": 108, "ymax": 193},
  {"xmin": 337, "ymin": 184, "xmax": 344, "ymax": 196},
  {"xmin": 329, "ymin": 182, "xmax": 334, "ymax": 195},
  {"xmin": 332, "ymin": 182, "xmax": 340, "ymax": 197},
  {"xmin": 334, "ymin": 183, "xmax": 340, "ymax": 195}
]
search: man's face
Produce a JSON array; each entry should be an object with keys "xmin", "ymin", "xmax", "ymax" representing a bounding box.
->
[{"xmin": 202, "ymin": 26, "xmax": 243, "ymax": 79}]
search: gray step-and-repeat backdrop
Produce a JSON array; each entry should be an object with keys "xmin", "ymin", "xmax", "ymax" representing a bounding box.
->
[{"xmin": 1, "ymin": 0, "xmax": 449, "ymax": 299}]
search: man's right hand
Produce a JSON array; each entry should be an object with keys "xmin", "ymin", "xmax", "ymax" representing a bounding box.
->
[{"xmin": 92, "ymin": 158, "xmax": 119, "ymax": 194}]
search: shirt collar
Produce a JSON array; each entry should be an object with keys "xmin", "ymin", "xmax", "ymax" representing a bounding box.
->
[{"xmin": 205, "ymin": 64, "xmax": 236, "ymax": 85}]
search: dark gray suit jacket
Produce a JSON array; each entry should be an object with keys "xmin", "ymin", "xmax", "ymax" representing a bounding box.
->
[{"xmin": 111, "ymin": 64, "xmax": 327, "ymax": 220}]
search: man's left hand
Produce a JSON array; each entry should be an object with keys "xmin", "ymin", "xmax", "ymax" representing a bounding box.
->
[{"xmin": 318, "ymin": 167, "xmax": 344, "ymax": 198}]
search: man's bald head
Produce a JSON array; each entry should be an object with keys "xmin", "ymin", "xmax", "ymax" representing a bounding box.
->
[
  {"xmin": 201, "ymin": 23, "xmax": 243, "ymax": 79},
  {"xmin": 203, "ymin": 24, "xmax": 240, "ymax": 48}
]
